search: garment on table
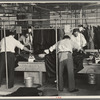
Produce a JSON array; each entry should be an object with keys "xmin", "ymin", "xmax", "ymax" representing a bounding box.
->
[{"xmin": 45, "ymin": 51, "xmax": 56, "ymax": 81}]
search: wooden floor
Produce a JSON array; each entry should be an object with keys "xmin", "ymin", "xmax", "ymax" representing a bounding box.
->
[{"xmin": 0, "ymin": 72, "xmax": 100, "ymax": 97}]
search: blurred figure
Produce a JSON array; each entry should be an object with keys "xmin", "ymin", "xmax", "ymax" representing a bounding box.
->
[{"xmin": 19, "ymin": 32, "xmax": 33, "ymax": 50}]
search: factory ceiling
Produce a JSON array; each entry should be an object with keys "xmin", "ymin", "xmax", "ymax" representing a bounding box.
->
[{"xmin": 0, "ymin": 2, "xmax": 98, "ymax": 16}]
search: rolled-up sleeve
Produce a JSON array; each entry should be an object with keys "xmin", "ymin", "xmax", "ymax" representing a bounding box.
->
[
  {"xmin": 49, "ymin": 44, "xmax": 56, "ymax": 52},
  {"xmin": 15, "ymin": 39, "xmax": 24, "ymax": 50}
]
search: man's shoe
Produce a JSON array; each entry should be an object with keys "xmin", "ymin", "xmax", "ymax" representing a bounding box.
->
[{"xmin": 69, "ymin": 89, "xmax": 79, "ymax": 92}]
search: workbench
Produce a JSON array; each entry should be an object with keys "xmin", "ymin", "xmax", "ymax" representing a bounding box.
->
[
  {"xmin": 78, "ymin": 62, "xmax": 100, "ymax": 87},
  {"xmin": 78, "ymin": 63, "xmax": 100, "ymax": 74},
  {"xmin": 15, "ymin": 62, "xmax": 46, "ymax": 85}
]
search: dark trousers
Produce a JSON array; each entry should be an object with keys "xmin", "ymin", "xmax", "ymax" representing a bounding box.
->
[
  {"xmin": 0, "ymin": 52, "xmax": 15, "ymax": 88},
  {"xmin": 73, "ymin": 50, "xmax": 85, "ymax": 73},
  {"xmin": 58, "ymin": 52, "xmax": 75, "ymax": 91}
]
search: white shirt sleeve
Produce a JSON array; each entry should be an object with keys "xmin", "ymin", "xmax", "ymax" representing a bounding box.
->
[
  {"xmin": 49, "ymin": 44, "xmax": 56, "ymax": 52},
  {"xmin": 71, "ymin": 40, "xmax": 81, "ymax": 50},
  {"xmin": 81, "ymin": 34, "xmax": 87, "ymax": 47},
  {"xmin": 14, "ymin": 39, "xmax": 24, "ymax": 50},
  {"xmin": 49, "ymin": 41, "xmax": 61, "ymax": 52}
]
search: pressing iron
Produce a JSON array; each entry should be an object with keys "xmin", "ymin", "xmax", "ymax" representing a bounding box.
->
[{"xmin": 28, "ymin": 54, "xmax": 35, "ymax": 62}]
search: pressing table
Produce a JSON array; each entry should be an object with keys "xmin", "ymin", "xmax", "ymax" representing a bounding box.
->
[
  {"xmin": 15, "ymin": 62, "xmax": 46, "ymax": 85},
  {"xmin": 78, "ymin": 63, "xmax": 100, "ymax": 74}
]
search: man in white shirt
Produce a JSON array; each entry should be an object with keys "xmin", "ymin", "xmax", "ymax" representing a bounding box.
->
[
  {"xmin": 19, "ymin": 32, "xmax": 33, "ymax": 50},
  {"xmin": 0, "ymin": 31, "xmax": 32, "ymax": 88},
  {"xmin": 44, "ymin": 25, "xmax": 81, "ymax": 92},
  {"xmin": 71, "ymin": 28, "xmax": 87, "ymax": 73},
  {"xmin": 71, "ymin": 28, "xmax": 87, "ymax": 49}
]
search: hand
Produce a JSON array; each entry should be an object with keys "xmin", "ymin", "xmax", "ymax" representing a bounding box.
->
[
  {"xmin": 29, "ymin": 50, "xmax": 33, "ymax": 53},
  {"xmin": 44, "ymin": 49, "xmax": 49, "ymax": 54},
  {"xmin": 38, "ymin": 54, "xmax": 46, "ymax": 58},
  {"xmin": 77, "ymin": 47, "xmax": 83, "ymax": 52}
]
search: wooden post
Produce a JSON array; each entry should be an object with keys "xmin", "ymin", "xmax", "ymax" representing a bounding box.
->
[
  {"xmin": 3, "ymin": 21, "xmax": 8, "ymax": 89},
  {"xmin": 55, "ymin": 19, "xmax": 58, "ymax": 90}
]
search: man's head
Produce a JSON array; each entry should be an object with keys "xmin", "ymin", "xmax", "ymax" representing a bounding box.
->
[
  {"xmin": 6, "ymin": 30, "xmax": 15, "ymax": 37},
  {"xmin": 72, "ymin": 28, "xmax": 80, "ymax": 37},
  {"xmin": 78, "ymin": 25, "xmax": 85, "ymax": 32}
]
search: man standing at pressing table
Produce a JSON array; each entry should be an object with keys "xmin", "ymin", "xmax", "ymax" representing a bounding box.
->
[
  {"xmin": 44, "ymin": 25, "xmax": 81, "ymax": 92},
  {"xmin": 0, "ymin": 31, "xmax": 32, "ymax": 88}
]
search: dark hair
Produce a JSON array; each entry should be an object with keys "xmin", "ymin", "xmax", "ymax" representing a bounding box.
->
[
  {"xmin": 78, "ymin": 25, "xmax": 83, "ymax": 27},
  {"xmin": 72, "ymin": 28, "xmax": 79, "ymax": 35},
  {"xmin": 63, "ymin": 35, "xmax": 70, "ymax": 39},
  {"xmin": 6, "ymin": 30, "xmax": 15, "ymax": 37}
]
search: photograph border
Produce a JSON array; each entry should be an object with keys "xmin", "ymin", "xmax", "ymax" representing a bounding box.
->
[{"xmin": 0, "ymin": 0, "xmax": 100, "ymax": 99}]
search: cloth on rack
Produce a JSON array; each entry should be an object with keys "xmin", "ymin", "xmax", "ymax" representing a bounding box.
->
[
  {"xmin": 45, "ymin": 51, "xmax": 56, "ymax": 82},
  {"xmin": 82, "ymin": 27, "xmax": 89, "ymax": 49},
  {"xmin": 88, "ymin": 26, "xmax": 95, "ymax": 49},
  {"xmin": 93, "ymin": 26, "xmax": 100, "ymax": 49},
  {"xmin": 33, "ymin": 29, "xmax": 55, "ymax": 54},
  {"xmin": 33, "ymin": 29, "xmax": 64, "ymax": 54}
]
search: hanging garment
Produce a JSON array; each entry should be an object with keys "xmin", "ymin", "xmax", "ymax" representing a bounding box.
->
[
  {"xmin": 81, "ymin": 27, "xmax": 89, "ymax": 49},
  {"xmin": 88, "ymin": 26, "xmax": 95, "ymax": 49},
  {"xmin": 33, "ymin": 29, "xmax": 63, "ymax": 54},
  {"xmin": 33, "ymin": 29, "xmax": 56, "ymax": 54},
  {"xmin": 45, "ymin": 51, "xmax": 56, "ymax": 81},
  {"xmin": 93, "ymin": 26, "xmax": 100, "ymax": 49}
]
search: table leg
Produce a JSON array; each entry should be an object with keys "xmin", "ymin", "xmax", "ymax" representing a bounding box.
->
[{"xmin": 39, "ymin": 72, "xmax": 42, "ymax": 85}]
